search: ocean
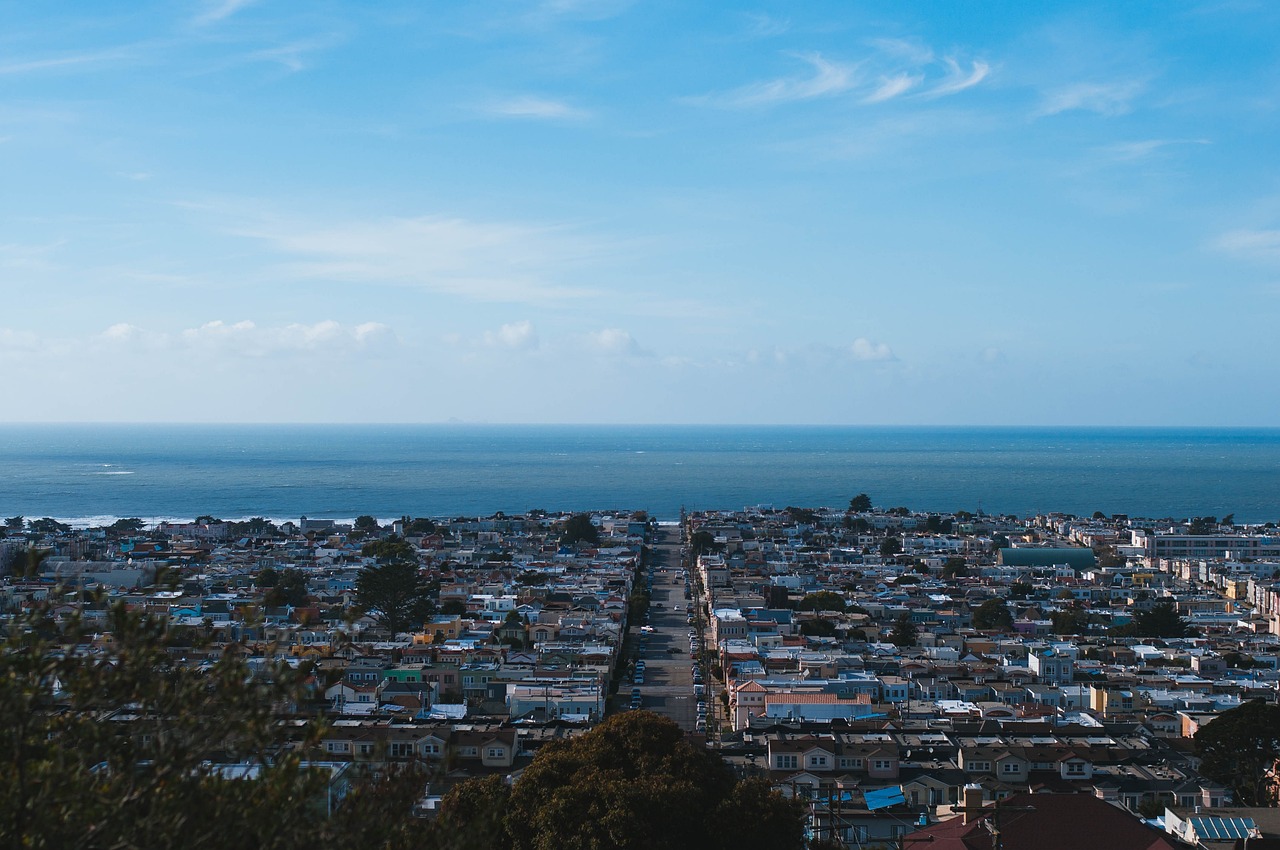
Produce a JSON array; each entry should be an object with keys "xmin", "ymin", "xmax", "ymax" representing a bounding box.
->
[{"xmin": 0, "ymin": 424, "xmax": 1277, "ymax": 526}]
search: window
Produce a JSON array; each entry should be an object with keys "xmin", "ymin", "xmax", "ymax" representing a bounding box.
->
[
  {"xmin": 487, "ymin": 747, "xmax": 505, "ymax": 759},
  {"xmin": 777, "ymin": 755, "xmax": 798, "ymax": 769},
  {"xmin": 969, "ymin": 761, "xmax": 990, "ymax": 772},
  {"xmin": 1001, "ymin": 762, "xmax": 1020, "ymax": 774},
  {"xmin": 839, "ymin": 758, "xmax": 864, "ymax": 770},
  {"xmin": 810, "ymin": 755, "xmax": 827, "ymax": 767},
  {"xmin": 1065, "ymin": 762, "xmax": 1085, "ymax": 775},
  {"xmin": 873, "ymin": 759, "xmax": 893, "ymax": 771}
]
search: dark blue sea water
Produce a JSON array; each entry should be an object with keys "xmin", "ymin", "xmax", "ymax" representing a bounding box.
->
[{"xmin": 0, "ymin": 425, "xmax": 1277, "ymax": 526}]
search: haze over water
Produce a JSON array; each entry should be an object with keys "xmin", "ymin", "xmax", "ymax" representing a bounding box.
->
[{"xmin": 1, "ymin": 424, "xmax": 1277, "ymax": 526}]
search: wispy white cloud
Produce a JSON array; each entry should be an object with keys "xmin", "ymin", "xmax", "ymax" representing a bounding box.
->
[
  {"xmin": 194, "ymin": 0, "xmax": 259, "ymax": 26},
  {"xmin": 922, "ymin": 58, "xmax": 990, "ymax": 98},
  {"xmin": 694, "ymin": 52, "xmax": 860, "ymax": 108},
  {"xmin": 742, "ymin": 12, "xmax": 790, "ymax": 38},
  {"xmin": 96, "ymin": 319, "xmax": 394, "ymax": 357},
  {"xmin": 221, "ymin": 209, "xmax": 603, "ymax": 303},
  {"xmin": 868, "ymin": 38, "xmax": 934, "ymax": 66},
  {"xmin": 1035, "ymin": 79, "xmax": 1146, "ymax": 117},
  {"xmin": 0, "ymin": 49, "xmax": 132, "ymax": 76},
  {"xmin": 1097, "ymin": 138, "xmax": 1211, "ymax": 162},
  {"xmin": 864, "ymin": 73, "xmax": 922, "ymax": 104},
  {"xmin": 849, "ymin": 337, "xmax": 895, "ymax": 361},
  {"xmin": 691, "ymin": 45, "xmax": 989, "ymax": 110},
  {"xmin": 483, "ymin": 320, "xmax": 540, "ymax": 350},
  {"xmin": 1215, "ymin": 229, "xmax": 1280, "ymax": 262},
  {"xmin": 587, "ymin": 327, "xmax": 645, "ymax": 356},
  {"xmin": 482, "ymin": 96, "xmax": 590, "ymax": 120}
]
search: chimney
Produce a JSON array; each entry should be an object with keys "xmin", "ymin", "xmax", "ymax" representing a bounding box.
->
[{"xmin": 962, "ymin": 784, "xmax": 985, "ymax": 825}]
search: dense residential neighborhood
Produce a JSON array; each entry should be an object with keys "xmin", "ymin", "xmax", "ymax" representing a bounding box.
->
[{"xmin": 7, "ymin": 502, "xmax": 1280, "ymax": 848}]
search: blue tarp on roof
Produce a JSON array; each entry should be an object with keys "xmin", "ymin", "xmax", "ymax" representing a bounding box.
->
[{"xmin": 864, "ymin": 787, "xmax": 906, "ymax": 810}]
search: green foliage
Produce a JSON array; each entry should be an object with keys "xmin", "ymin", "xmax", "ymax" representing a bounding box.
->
[
  {"xmin": 354, "ymin": 515, "xmax": 380, "ymax": 531},
  {"xmin": 1051, "ymin": 603, "xmax": 1090, "ymax": 635},
  {"xmin": 561, "ymin": 514, "xmax": 601, "ymax": 546},
  {"xmin": 879, "ymin": 536, "xmax": 902, "ymax": 558},
  {"xmin": 229, "ymin": 517, "xmax": 278, "ymax": 536},
  {"xmin": 361, "ymin": 535, "xmax": 418, "ymax": 565},
  {"xmin": 889, "ymin": 612, "xmax": 917, "ymax": 647},
  {"xmin": 1109, "ymin": 600, "xmax": 1192, "ymax": 638},
  {"xmin": 800, "ymin": 618, "xmax": 837, "ymax": 637},
  {"xmin": 502, "ymin": 711, "xmax": 804, "ymax": 850},
  {"xmin": 924, "ymin": 514, "xmax": 952, "ymax": 533},
  {"xmin": 440, "ymin": 599, "xmax": 467, "ymax": 616},
  {"xmin": 1196, "ymin": 700, "xmax": 1280, "ymax": 806},
  {"xmin": 972, "ymin": 598, "xmax": 1013, "ymax": 631},
  {"xmin": 795, "ymin": 591, "xmax": 847, "ymax": 612},
  {"xmin": 29, "ymin": 517, "xmax": 70, "ymax": 534},
  {"xmin": 689, "ymin": 529, "xmax": 721, "ymax": 557},
  {"xmin": 0, "ymin": 595, "xmax": 429, "ymax": 850},
  {"xmin": 4, "ymin": 515, "xmax": 23, "ymax": 530},
  {"xmin": 848, "ymin": 493, "xmax": 872, "ymax": 512},
  {"xmin": 107, "ymin": 517, "xmax": 145, "ymax": 534},
  {"xmin": 1187, "ymin": 516, "xmax": 1218, "ymax": 535},
  {"xmin": 405, "ymin": 517, "xmax": 437, "ymax": 534},
  {"xmin": 1008, "ymin": 580, "xmax": 1033, "ymax": 600},
  {"xmin": 261, "ymin": 567, "xmax": 310, "ymax": 608},
  {"xmin": 785, "ymin": 506, "xmax": 819, "ymax": 525},
  {"xmin": 356, "ymin": 559, "xmax": 435, "ymax": 634},
  {"xmin": 941, "ymin": 557, "xmax": 970, "ymax": 579}
]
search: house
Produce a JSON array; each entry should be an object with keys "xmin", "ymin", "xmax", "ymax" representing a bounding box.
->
[{"xmin": 905, "ymin": 790, "xmax": 1191, "ymax": 849}]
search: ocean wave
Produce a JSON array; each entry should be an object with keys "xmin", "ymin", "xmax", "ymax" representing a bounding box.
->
[{"xmin": 94, "ymin": 471, "xmax": 135, "ymax": 476}]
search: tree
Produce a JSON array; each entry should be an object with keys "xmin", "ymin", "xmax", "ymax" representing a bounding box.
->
[
  {"xmin": 406, "ymin": 517, "xmax": 437, "ymax": 534},
  {"xmin": 561, "ymin": 514, "xmax": 600, "ymax": 547},
  {"xmin": 972, "ymin": 598, "xmax": 1013, "ymax": 631},
  {"xmin": 1187, "ymin": 516, "xmax": 1218, "ymax": 535},
  {"xmin": 1110, "ymin": 600, "xmax": 1191, "ymax": 639},
  {"xmin": 941, "ymin": 557, "xmax": 970, "ymax": 579},
  {"xmin": 0, "ymin": 593, "xmax": 430, "ymax": 850},
  {"xmin": 889, "ymin": 612, "xmax": 917, "ymax": 647},
  {"xmin": 261, "ymin": 568, "xmax": 309, "ymax": 608},
  {"xmin": 1051, "ymin": 603, "xmax": 1090, "ymax": 635},
  {"xmin": 107, "ymin": 517, "xmax": 145, "ymax": 534},
  {"xmin": 879, "ymin": 536, "xmax": 902, "ymax": 558},
  {"xmin": 795, "ymin": 591, "xmax": 847, "ymax": 613},
  {"xmin": 439, "ymin": 599, "xmax": 467, "ymax": 616},
  {"xmin": 354, "ymin": 515, "xmax": 380, "ymax": 532},
  {"xmin": 503, "ymin": 711, "xmax": 803, "ymax": 850},
  {"xmin": 28, "ymin": 517, "xmax": 70, "ymax": 534},
  {"xmin": 785, "ymin": 506, "xmax": 819, "ymax": 525},
  {"xmin": 1196, "ymin": 700, "xmax": 1280, "ymax": 806},
  {"xmin": 4, "ymin": 515, "xmax": 23, "ymax": 530},
  {"xmin": 229, "ymin": 517, "xmax": 277, "ymax": 537},
  {"xmin": 1009, "ymin": 580, "xmax": 1033, "ymax": 600},
  {"xmin": 800, "ymin": 618, "xmax": 837, "ymax": 637},
  {"xmin": 356, "ymin": 552, "xmax": 434, "ymax": 635},
  {"xmin": 848, "ymin": 493, "xmax": 872, "ymax": 512}
]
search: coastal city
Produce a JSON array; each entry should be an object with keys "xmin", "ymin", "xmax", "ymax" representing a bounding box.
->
[{"xmin": 5, "ymin": 501, "xmax": 1280, "ymax": 848}]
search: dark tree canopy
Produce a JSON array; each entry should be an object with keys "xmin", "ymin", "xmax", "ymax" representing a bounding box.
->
[
  {"xmin": 889, "ymin": 612, "xmax": 918, "ymax": 647},
  {"xmin": 260, "ymin": 567, "xmax": 310, "ymax": 608},
  {"xmin": 800, "ymin": 618, "xmax": 837, "ymax": 637},
  {"xmin": 848, "ymin": 493, "xmax": 872, "ymax": 512},
  {"xmin": 0, "ymin": 595, "xmax": 429, "ymax": 850},
  {"xmin": 1196, "ymin": 700, "xmax": 1280, "ymax": 806},
  {"xmin": 795, "ymin": 591, "xmax": 848, "ymax": 612},
  {"xmin": 972, "ymin": 598, "xmax": 1014, "ymax": 631},
  {"xmin": 356, "ymin": 558, "xmax": 434, "ymax": 634},
  {"xmin": 487, "ymin": 711, "xmax": 803, "ymax": 850},
  {"xmin": 107, "ymin": 517, "xmax": 145, "ymax": 534},
  {"xmin": 354, "ymin": 514, "xmax": 380, "ymax": 531},
  {"xmin": 561, "ymin": 514, "xmax": 601, "ymax": 547},
  {"xmin": 879, "ymin": 536, "xmax": 902, "ymax": 558},
  {"xmin": 1110, "ymin": 600, "xmax": 1192, "ymax": 638}
]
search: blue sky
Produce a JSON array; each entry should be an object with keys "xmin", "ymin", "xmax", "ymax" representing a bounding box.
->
[{"xmin": 3, "ymin": 0, "xmax": 1279, "ymax": 425}]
